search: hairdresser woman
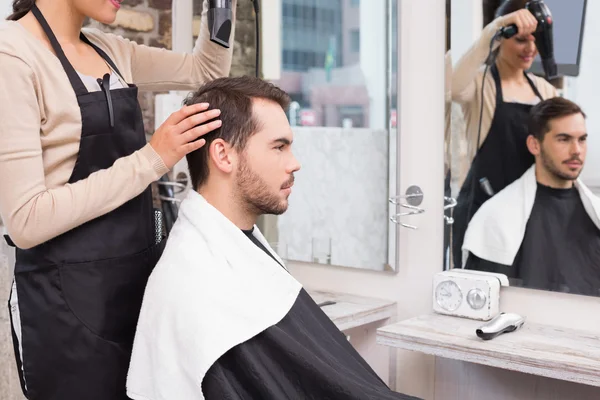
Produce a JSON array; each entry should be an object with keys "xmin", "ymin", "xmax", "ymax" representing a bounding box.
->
[
  {"xmin": 451, "ymin": 0, "xmax": 558, "ymax": 268},
  {"xmin": 0, "ymin": 0, "xmax": 235, "ymax": 398}
]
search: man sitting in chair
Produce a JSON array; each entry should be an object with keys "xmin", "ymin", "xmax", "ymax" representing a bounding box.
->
[
  {"xmin": 463, "ymin": 97, "xmax": 600, "ymax": 296},
  {"xmin": 126, "ymin": 76, "xmax": 420, "ymax": 400}
]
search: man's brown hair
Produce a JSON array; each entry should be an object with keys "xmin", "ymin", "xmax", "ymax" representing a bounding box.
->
[
  {"xmin": 183, "ymin": 76, "xmax": 291, "ymax": 189},
  {"xmin": 528, "ymin": 97, "xmax": 586, "ymax": 141}
]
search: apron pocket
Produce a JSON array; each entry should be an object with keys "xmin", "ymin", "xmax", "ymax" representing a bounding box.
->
[{"xmin": 58, "ymin": 240, "xmax": 165, "ymax": 344}]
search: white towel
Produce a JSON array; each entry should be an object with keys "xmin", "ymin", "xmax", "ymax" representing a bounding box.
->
[
  {"xmin": 126, "ymin": 190, "xmax": 302, "ymax": 400},
  {"xmin": 462, "ymin": 165, "xmax": 600, "ymax": 266}
]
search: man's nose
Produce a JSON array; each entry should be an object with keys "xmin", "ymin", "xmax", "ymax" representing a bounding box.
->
[{"xmin": 288, "ymin": 153, "xmax": 301, "ymax": 173}]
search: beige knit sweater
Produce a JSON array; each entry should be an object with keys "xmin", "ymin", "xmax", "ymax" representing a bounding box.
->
[{"xmin": 0, "ymin": 1, "xmax": 236, "ymax": 249}]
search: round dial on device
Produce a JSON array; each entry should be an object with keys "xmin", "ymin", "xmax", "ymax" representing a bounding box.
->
[
  {"xmin": 435, "ymin": 280, "xmax": 463, "ymax": 311},
  {"xmin": 467, "ymin": 288, "xmax": 487, "ymax": 310}
]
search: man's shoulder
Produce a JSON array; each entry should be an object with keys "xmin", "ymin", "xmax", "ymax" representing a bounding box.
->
[
  {"xmin": 475, "ymin": 178, "xmax": 522, "ymax": 221},
  {"xmin": 145, "ymin": 224, "xmax": 216, "ymax": 292}
]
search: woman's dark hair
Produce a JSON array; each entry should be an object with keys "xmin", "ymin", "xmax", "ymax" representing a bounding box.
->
[
  {"xmin": 483, "ymin": 0, "xmax": 528, "ymax": 27},
  {"xmin": 484, "ymin": 0, "xmax": 529, "ymax": 62},
  {"xmin": 494, "ymin": 0, "xmax": 529, "ymax": 19},
  {"xmin": 6, "ymin": 0, "xmax": 35, "ymax": 21}
]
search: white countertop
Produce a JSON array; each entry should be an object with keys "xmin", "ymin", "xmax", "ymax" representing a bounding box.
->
[
  {"xmin": 376, "ymin": 313, "xmax": 600, "ymax": 387},
  {"xmin": 307, "ymin": 290, "xmax": 397, "ymax": 331}
]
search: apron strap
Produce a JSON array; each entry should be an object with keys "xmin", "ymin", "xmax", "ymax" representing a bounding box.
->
[
  {"xmin": 80, "ymin": 34, "xmax": 128, "ymax": 85},
  {"xmin": 4, "ymin": 235, "xmax": 15, "ymax": 247},
  {"xmin": 31, "ymin": 5, "xmax": 88, "ymax": 96},
  {"xmin": 490, "ymin": 63, "xmax": 504, "ymax": 105},
  {"xmin": 491, "ymin": 62, "xmax": 545, "ymax": 103},
  {"xmin": 524, "ymin": 72, "xmax": 544, "ymax": 101}
]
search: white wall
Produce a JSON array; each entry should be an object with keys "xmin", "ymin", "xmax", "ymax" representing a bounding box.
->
[
  {"xmin": 450, "ymin": 0, "xmax": 482, "ymax": 65},
  {"xmin": 1, "ymin": 0, "xmax": 11, "ymax": 19}
]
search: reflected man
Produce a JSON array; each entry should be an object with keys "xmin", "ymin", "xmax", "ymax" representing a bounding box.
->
[{"xmin": 462, "ymin": 97, "xmax": 600, "ymax": 296}]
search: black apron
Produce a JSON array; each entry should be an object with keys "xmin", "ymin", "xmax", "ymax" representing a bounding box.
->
[
  {"xmin": 452, "ymin": 64, "xmax": 543, "ymax": 269},
  {"xmin": 7, "ymin": 5, "xmax": 165, "ymax": 399}
]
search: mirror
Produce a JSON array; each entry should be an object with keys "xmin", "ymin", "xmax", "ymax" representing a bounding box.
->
[
  {"xmin": 449, "ymin": 0, "xmax": 600, "ymax": 297},
  {"xmin": 260, "ymin": 0, "xmax": 401, "ymax": 271}
]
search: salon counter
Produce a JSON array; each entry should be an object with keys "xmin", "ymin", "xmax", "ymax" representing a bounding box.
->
[
  {"xmin": 377, "ymin": 314, "xmax": 600, "ymax": 399},
  {"xmin": 308, "ymin": 290, "xmax": 397, "ymax": 331}
]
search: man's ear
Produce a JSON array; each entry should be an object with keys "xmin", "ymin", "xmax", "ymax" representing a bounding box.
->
[
  {"xmin": 209, "ymin": 139, "xmax": 235, "ymax": 174},
  {"xmin": 526, "ymin": 134, "xmax": 541, "ymax": 157}
]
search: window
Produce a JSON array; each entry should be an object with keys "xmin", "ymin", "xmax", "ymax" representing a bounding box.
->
[{"xmin": 262, "ymin": 0, "xmax": 399, "ymax": 272}]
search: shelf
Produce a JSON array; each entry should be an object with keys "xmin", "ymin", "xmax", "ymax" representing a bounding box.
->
[
  {"xmin": 376, "ymin": 313, "xmax": 600, "ymax": 387},
  {"xmin": 307, "ymin": 290, "xmax": 397, "ymax": 331}
]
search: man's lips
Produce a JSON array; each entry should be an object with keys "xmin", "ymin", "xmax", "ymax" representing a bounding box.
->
[
  {"xmin": 564, "ymin": 159, "xmax": 583, "ymax": 168},
  {"xmin": 281, "ymin": 177, "xmax": 294, "ymax": 190}
]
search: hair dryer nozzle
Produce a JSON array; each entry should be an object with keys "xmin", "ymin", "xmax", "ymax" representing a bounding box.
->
[
  {"xmin": 542, "ymin": 58, "xmax": 558, "ymax": 80},
  {"xmin": 208, "ymin": 0, "xmax": 233, "ymax": 49}
]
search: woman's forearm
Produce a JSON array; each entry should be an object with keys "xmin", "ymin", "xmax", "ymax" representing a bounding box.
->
[
  {"xmin": 126, "ymin": 0, "xmax": 237, "ymax": 91},
  {"xmin": 451, "ymin": 18, "xmax": 503, "ymax": 103}
]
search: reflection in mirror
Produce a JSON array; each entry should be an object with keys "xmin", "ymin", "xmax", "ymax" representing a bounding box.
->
[
  {"xmin": 450, "ymin": 0, "xmax": 600, "ymax": 297},
  {"xmin": 259, "ymin": 0, "xmax": 400, "ymax": 271}
]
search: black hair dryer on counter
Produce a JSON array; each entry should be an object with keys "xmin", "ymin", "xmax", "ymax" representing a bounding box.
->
[{"xmin": 500, "ymin": 0, "xmax": 558, "ymax": 80}]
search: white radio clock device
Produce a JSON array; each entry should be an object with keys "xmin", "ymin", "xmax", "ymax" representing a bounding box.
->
[{"xmin": 432, "ymin": 269, "xmax": 509, "ymax": 321}]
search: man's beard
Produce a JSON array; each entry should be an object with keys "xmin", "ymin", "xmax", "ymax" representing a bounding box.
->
[
  {"xmin": 235, "ymin": 155, "xmax": 291, "ymax": 216},
  {"xmin": 540, "ymin": 146, "xmax": 582, "ymax": 182}
]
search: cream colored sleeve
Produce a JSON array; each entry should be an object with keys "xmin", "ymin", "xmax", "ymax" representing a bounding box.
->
[
  {"xmin": 451, "ymin": 18, "xmax": 503, "ymax": 104},
  {"xmin": 0, "ymin": 54, "xmax": 169, "ymax": 249},
  {"xmin": 116, "ymin": 0, "xmax": 236, "ymax": 91}
]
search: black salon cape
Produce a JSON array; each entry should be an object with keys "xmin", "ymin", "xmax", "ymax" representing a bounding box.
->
[
  {"xmin": 467, "ymin": 183, "xmax": 600, "ymax": 296},
  {"xmin": 201, "ymin": 229, "xmax": 420, "ymax": 400}
]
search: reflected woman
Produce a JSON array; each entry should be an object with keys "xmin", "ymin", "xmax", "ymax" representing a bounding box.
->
[{"xmin": 451, "ymin": 0, "xmax": 558, "ymax": 268}]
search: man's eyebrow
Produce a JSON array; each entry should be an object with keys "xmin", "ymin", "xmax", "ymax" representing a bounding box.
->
[
  {"xmin": 556, "ymin": 132, "xmax": 588, "ymax": 138},
  {"xmin": 271, "ymin": 138, "xmax": 292, "ymax": 145}
]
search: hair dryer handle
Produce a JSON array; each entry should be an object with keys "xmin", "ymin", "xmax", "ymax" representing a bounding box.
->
[
  {"xmin": 499, "ymin": 24, "xmax": 518, "ymax": 39},
  {"xmin": 534, "ymin": 25, "xmax": 558, "ymax": 79}
]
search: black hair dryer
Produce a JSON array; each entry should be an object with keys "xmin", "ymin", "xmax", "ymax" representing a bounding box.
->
[
  {"xmin": 500, "ymin": 0, "xmax": 558, "ymax": 80},
  {"xmin": 208, "ymin": 0, "xmax": 233, "ymax": 48}
]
